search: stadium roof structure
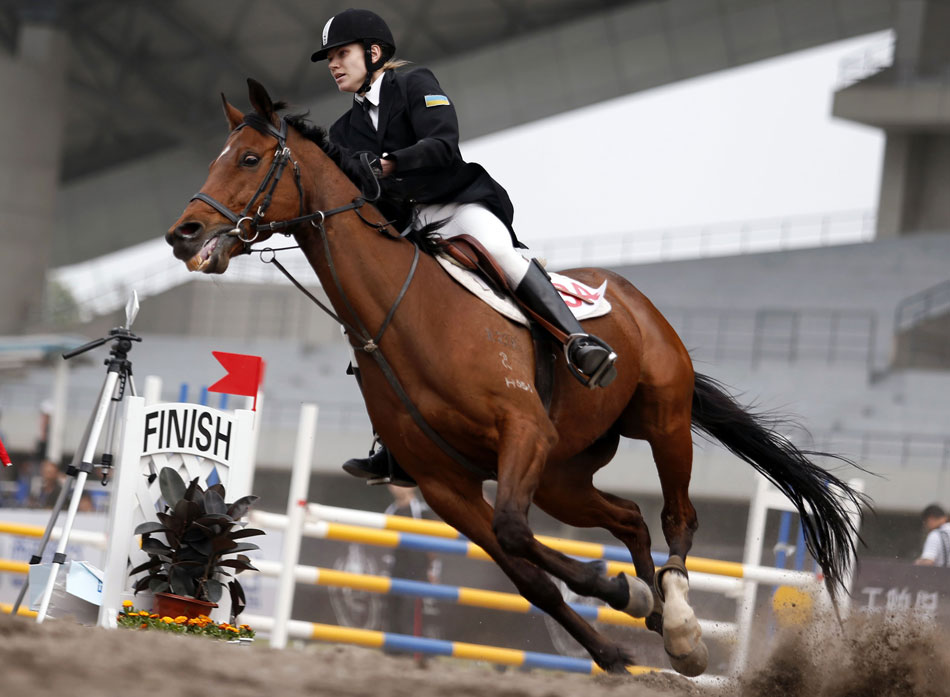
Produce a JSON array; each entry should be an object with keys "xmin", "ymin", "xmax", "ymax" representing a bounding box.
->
[{"xmin": 0, "ymin": 0, "xmax": 641, "ymax": 181}]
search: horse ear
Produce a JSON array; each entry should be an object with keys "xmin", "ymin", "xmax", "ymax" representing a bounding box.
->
[
  {"xmin": 221, "ymin": 94, "xmax": 243, "ymax": 132},
  {"xmin": 247, "ymin": 78, "xmax": 276, "ymax": 124}
]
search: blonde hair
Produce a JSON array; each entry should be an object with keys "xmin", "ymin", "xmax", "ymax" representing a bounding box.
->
[{"xmin": 382, "ymin": 59, "xmax": 411, "ymax": 71}]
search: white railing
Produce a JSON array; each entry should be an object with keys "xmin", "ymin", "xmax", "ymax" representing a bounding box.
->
[
  {"xmin": 533, "ymin": 209, "xmax": 875, "ymax": 271},
  {"xmin": 836, "ymin": 34, "xmax": 895, "ymax": 89},
  {"xmin": 46, "ymin": 209, "xmax": 876, "ymax": 320}
]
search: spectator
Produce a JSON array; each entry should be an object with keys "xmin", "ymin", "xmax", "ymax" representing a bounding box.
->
[
  {"xmin": 914, "ymin": 503, "xmax": 950, "ymax": 567},
  {"xmin": 32, "ymin": 459, "xmax": 64, "ymax": 509}
]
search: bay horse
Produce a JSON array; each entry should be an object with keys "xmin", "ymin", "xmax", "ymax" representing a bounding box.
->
[{"xmin": 166, "ymin": 79, "xmax": 864, "ymax": 676}]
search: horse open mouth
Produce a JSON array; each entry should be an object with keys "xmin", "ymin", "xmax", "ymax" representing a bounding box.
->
[{"xmin": 185, "ymin": 233, "xmax": 241, "ymax": 273}]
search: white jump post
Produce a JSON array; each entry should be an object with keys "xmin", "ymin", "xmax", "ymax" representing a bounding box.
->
[
  {"xmin": 142, "ymin": 375, "xmax": 163, "ymax": 405},
  {"xmin": 837, "ymin": 477, "xmax": 865, "ymax": 616},
  {"xmin": 732, "ymin": 473, "xmax": 864, "ymax": 673},
  {"xmin": 269, "ymin": 404, "xmax": 318, "ymax": 649},
  {"xmin": 46, "ymin": 358, "xmax": 70, "ymax": 464}
]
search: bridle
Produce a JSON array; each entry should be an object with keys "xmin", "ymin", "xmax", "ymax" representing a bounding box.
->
[
  {"xmin": 190, "ymin": 112, "xmax": 386, "ymax": 255},
  {"xmin": 188, "ymin": 111, "xmax": 494, "ymax": 480}
]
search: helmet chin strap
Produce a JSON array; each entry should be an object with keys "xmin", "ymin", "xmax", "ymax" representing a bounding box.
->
[
  {"xmin": 356, "ymin": 44, "xmax": 391, "ymax": 97},
  {"xmin": 357, "ymin": 43, "xmax": 385, "ymax": 96}
]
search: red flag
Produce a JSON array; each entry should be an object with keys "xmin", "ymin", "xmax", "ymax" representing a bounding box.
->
[
  {"xmin": 208, "ymin": 351, "xmax": 264, "ymax": 410},
  {"xmin": 0, "ymin": 434, "xmax": 11, "ymax": 467}
]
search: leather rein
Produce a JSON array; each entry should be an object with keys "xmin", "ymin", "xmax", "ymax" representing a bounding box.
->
[{"xmin": 189, "ymin": 114, "xmax": 494, "ymax": 480}]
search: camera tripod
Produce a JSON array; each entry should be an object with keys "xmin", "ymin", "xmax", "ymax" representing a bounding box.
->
[{"xmin": 12, "ymin": 293, "xmax": 142, "ymax": 622}]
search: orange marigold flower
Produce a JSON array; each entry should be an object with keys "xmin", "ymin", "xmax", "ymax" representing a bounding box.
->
[
  {"xmin": 122, "ymin": 600, "xmax": 134, "ymax": 608},
  {"xmin": 227, "ymin": 626, "xmax": 239, "ymax": 633},
  {"xmin": 139, "ymin": 623, "xmax": 148, "ymax": 629},
  {"xmin": 149, "ymin": 613, "xmax": 159, "ymax": 619},
  {"xmin": 239, "ymin": 624, "xmax": 250, "ymax": 630},
  {"xmin": 138, "ymin": 611, "xmax": 150, "ymax": 616},
  {"xmin": 161, "ymin": 616, "xmax": 175, "ymax": 624},
  {"xmin": 174, "ymin": 616, "xmax": 188, "ymax": 624}
]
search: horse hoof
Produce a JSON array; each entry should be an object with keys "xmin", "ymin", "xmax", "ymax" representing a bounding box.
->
[
  {"xmin": 664, "ymin": 612, "xmax": 706, "ymax": 676},
  {"xmin": 620, "ymin": 572, "xmax": 654, "ymax": 618},
  {"xmin": 667, "ymin": 639, "xmax": 708, "ymax": 677}
]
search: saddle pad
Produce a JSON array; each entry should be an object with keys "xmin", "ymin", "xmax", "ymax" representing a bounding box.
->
[{"xmin": 436, "ymin": 255, "xmax": 611, "ymax": 327}]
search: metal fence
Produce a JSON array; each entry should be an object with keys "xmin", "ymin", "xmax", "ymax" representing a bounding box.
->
[
  {"xmin": 532, "ymin": 210, "xmax": 876, "ymax": 271},
  {"xmin": 836, "ymin": 34, "xmax": 894, "ymax": 89},
  {"xmin": 665, "ymin": 307, "xmax": 878, "ymax": 370},
  {"xmin": 4, "ymin": 379, "xmax": 949, "ymax": 471},
  {"xmin": 809, "ymin": 429, "xmax": 950, "ymax": 472},
  {"xmin": 895, "ymin": 279, "xmax": 950, "ymax": 331},
  {"xmin": 893, "ymin": 279, "xmax": 950, "ymax": 368},
  {"xmin": 44, "ymin": 209, "xmax": 877, "ymax": 323}
]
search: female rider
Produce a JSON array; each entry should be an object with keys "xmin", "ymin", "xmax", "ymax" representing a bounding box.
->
[{"xmin": 313, "ymin": 9, "xmax": 618, "ymax": 485}]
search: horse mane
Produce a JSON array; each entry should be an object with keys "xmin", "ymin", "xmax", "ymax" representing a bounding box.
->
[{"xmin": 276, "ymin": 105, "xmax": 443, "ymax": 254}]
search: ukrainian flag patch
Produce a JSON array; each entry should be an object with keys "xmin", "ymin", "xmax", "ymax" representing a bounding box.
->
[{"xmin": 424, "ymin": 94, "xmax": 450, "ymax": 107}]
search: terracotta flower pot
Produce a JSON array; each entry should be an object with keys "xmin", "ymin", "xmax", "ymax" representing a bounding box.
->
[{"xmin": 153, "ymin": 591, "xmax": 218, "ymax": 620}]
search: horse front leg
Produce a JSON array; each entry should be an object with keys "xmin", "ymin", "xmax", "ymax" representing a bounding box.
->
[
  {"xmin": 420, "ymin": 474, "xmax": 637, "ymax": 673},
  {"xmin": 534, "ymin": 481, "xmax": 663, "ymax": 631}
]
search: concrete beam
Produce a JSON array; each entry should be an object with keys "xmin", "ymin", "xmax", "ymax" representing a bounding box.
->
[
  {"xmin": 0, "ymin": 22, "xmax": 67, "ymax": 333},
  {"xmin": 833, "ymin": 76, "xmax": 950, "ymax": 130},
  {"xmin": 50, "ymin": 0, "xmax": 898, "ymax": 267}
]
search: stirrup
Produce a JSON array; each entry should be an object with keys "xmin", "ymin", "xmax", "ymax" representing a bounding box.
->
[{"xmin": 564, "ymin": 334, "xmax": 618, "ymax": 389}]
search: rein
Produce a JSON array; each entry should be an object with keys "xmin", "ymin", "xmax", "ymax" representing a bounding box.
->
[
  {"xmin": 191, "ymin": 115, "xmax": 388, "ymax": 249},
  {"xmin": 190, "ymin": 114, "xmax": 494, "ymax": 480}
]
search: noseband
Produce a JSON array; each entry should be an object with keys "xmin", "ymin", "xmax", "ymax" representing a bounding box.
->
[{"xmin": 189, "ymin": 113, "xmax": 383, "ymax": 253}]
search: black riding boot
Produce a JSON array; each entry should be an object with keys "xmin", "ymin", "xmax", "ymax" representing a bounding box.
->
[
  {"xmin": 514, "ymin": 259, "xmax": 618, "ymax": 388},
  {"xmin": 342, "ymin": 363, "xmax": 416, "ymax": 487},
  {"xmin": 342, "ymin": 443, "xmax": 416, "ymax": 487}
]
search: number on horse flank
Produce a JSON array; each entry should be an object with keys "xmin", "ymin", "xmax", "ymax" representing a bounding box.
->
[{"xmin": 165, "ymin": 79, "xmax": 868, "ymax": 677}]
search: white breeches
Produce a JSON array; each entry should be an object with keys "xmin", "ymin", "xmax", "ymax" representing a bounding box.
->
[{"xmin": 415, "ymin": 202, "xmax": 531, "ymax": 285}]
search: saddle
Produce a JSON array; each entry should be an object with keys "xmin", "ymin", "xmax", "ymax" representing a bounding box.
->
[
  {"xmin": 438, "ymin": 236, "xmax": 600, "ymax": 338},
  {"xmin": 436, "ymin": 235, "xmax": 610, "ymax": 410}
]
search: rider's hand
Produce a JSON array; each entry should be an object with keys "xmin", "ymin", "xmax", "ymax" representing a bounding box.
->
[{"xmin": 379, "ymin": 157, "xmax": 396, "ymax": 178}]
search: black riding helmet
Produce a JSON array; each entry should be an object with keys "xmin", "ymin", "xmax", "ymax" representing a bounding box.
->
[{"xmin": 311, "ymin": 8, "xmax": 395, "ymax": 95}]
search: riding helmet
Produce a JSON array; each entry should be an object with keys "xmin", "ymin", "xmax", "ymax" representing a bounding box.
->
[{"xmin": 310, "ymin": 8, "xmax": 395, "ymax": 62}]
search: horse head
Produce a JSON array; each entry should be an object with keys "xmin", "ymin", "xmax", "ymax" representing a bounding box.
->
[{"xmin": 166, "ymin": 79, "xmax": 306, "ymax": 274}]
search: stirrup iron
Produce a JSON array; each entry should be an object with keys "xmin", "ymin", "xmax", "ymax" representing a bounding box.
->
[{"xmin": 564, "ymin": 334, "xmax": 618, "ymax": 389}]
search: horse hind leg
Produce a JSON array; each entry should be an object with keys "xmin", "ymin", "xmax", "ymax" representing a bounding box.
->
[
  {"xmin": 647, "ymin": 423, "xmax": 708, "ymax": 677},
  {"xmin": 420, "ymin": 475, "xmax": 636, "ymax": 673},
  {"xmin": 655, "ymin": 556, "xmax": 707, "ymax": 677},
  {"xmin": 492, "ymin": 422, "xmax": 651, "ymax": 619}
]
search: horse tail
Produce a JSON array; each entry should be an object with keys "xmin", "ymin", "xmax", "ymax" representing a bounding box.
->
[{"xmin": 690, "ymin": 373, "xmax": 866, "ymax": 599}]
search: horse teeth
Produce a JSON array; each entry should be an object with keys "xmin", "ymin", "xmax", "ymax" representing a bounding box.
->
[{"xmin": 187, "ymin": 255, "xmax": 202, "ymax": 271}]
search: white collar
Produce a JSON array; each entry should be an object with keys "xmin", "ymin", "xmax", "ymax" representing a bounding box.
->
[{"xmin": 355, "ymin": 73, "xmax": 384, "ymax": 108}]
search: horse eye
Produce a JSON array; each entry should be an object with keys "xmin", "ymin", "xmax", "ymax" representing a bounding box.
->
[{"xmin": 241, "ymin": 153, "xmax": 260, "ymax": 167}]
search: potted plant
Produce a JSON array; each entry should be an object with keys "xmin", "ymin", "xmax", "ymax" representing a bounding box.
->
[{"xmin": 129, "ymin": 467, "xmax": 263, "ymax": 622}]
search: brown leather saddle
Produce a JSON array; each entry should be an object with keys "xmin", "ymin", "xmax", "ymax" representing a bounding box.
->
[{"xmin": 437, "ymin": 235, "xmax": 596, "ymax": 412}]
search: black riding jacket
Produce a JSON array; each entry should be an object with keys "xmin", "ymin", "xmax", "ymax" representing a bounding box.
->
[{"xmin": 328, "ymin": 66, "xmax": 519, "ymax": 243}]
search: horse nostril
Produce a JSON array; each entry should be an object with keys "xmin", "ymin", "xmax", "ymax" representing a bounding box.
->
[{"xmin": 175, "ymin": 222, "xmax": 202, "ymax": 239}]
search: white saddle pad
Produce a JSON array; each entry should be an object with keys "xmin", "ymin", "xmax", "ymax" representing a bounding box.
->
[{"xmin": 436, "ymin": 255, "xmax": 611, "ymax": 327}]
